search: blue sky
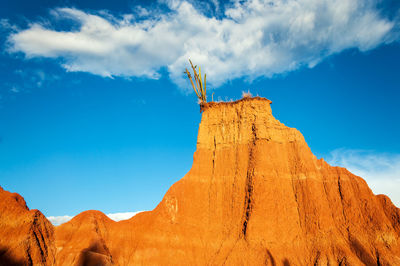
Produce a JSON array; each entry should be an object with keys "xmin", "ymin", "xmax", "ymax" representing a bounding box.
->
[{"xmin": 0, "ymin": 0, "xmax": 400, "ymax": 223}]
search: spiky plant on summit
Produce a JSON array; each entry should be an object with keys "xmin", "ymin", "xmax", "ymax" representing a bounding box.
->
[{"xmin": 185, "ymin": 59, "xmax": 207, "ymax": 103}]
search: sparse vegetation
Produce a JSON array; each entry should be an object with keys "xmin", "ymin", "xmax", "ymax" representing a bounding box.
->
[
  {"xmin": 185, "ymin": 61, "xmax": 255, "ymax": 105},
  {"xmin": 185, "ymin": 59, "xmax": 207, "ymax": 103},
  {"xmin": 242, "ymin": 90, "xmax": 252, "ymax": 98}
]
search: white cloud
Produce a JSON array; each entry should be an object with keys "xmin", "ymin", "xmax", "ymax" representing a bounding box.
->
[
  {"xmin": 106, "ymin": 211, "xmax": 143, "ymax": 221},
  {"xmin": 47, "ymin": 215, "xmax": 73, "ymax": 226},
  {"xmin": 327, "ymin": 149, "xmax": 400, "ymax": 207},
  {"xmin": 47, "ymin": 211, "xmax": 143, "ymax": 226},
  {"xmin": 6, "ymin": 0, "xmax": 399, "ymax": 89}
]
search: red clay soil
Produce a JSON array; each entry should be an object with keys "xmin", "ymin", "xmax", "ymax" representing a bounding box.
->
[{"xmin": 1, "ymin": 97, "xmax": 400, "ymax": 265}]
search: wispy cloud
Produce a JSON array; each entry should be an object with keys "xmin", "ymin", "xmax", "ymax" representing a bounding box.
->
[
  {"xmin": 2, "ymin": 69, "xmax": 60, "ymax": 95},
  {"xmin": 327, "ymin": 149, "xmax": 400, "ymax": 207},
  {"xmin": 0, "ymin": 18, "xmax": 18, "ymax": 32},
  {"xmin": 47, "ymin": 211, "xmax": 143, "ymax": 226},
  {"xmin": 6, "ymin": 0, "xmax": 399, "ymax": 89}
]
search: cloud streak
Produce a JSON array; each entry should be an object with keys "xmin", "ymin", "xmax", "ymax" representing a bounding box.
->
[
  {"xmin": 47, "ymin": 211, "xmax": 143, "ymax": 226},
  {"xmin": 327, "ymin": 149, "xmax": 400, "ymax": 207},
  {"xmin": 7, "ymin": 0, "xmax": 399, "ymax": 89},
  {"xmin": 47, "ymin": 215, "xmax": 73, "ymax": 226},
  {"xmin": 106, "ymin": 211, "xmax": 142, "ymax": 221}
]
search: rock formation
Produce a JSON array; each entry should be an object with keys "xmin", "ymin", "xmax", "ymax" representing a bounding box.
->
[
  {"xmin": 0, "ymin": 187, "xmax": 55, "ymax": 265},
  {"xmin": 1, "ymin": 97, "xmax": 399, "ymax": 265}
]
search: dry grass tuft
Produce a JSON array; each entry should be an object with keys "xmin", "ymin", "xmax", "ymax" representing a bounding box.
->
[{"xmin": 242, "ymin": 90, "xmax": 252, "ymax": 98}]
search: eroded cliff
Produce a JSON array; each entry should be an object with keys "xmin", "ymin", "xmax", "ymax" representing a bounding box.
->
[{"xmin": 1, "ymin": 97, "xmax": 399, "ymax": 265}]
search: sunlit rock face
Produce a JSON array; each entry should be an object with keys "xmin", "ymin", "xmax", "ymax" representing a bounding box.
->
[
  {"xmin": 0, "ymin": 187, "xmax": 56, "ymax": 265},
  {"xmin": 1, "ymin": 97, "xmax": 400, "ymax": 265}
]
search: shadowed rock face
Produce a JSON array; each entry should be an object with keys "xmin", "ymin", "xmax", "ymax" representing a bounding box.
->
[{"xmin": 1, "ymin": 97, "xmax": 400, "ymax": 265}]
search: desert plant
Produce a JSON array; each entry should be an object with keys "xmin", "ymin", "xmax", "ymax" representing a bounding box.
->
[
  {"xmin": 185, "ymin": 59, "xmax": 207, "ymax": 103},
  {"xmin": 242, "ymin": 90, "xmax": 252, "ymax": 98}
]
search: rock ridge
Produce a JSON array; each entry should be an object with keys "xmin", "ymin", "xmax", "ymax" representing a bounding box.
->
[{"xmin": 0, "ymin": 186, "xmax": 56, "ymax": 265}]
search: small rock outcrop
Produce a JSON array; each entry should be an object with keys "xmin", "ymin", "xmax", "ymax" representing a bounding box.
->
[
  {"xmin": 55, "ymin": 210, "xmax": 114, "ymax": 266},
  {"xmin": 0, "ymin": 187, "xmax": 55, "ymax": 265}
]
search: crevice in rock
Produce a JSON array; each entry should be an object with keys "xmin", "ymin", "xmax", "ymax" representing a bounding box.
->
[
  {"xmin": 29, "ymin": 212, "xmax": 49, "ymax": 264},
  {"xmin": 212, "ymin": 136, "xmax": 216, "ymax": 172},
  {"xmin": 208, "ymin": 135, "xmax": 217, "ymax": 225},
  {"xmin": 338, "ymin": 177, "xmax": 344, "ymax": 201},
  {"xmin": 32, "ymin": 231, "xmax": 45, "ymax": 261},
  {"xmin": 337, "ymin": 256, "xmax": 347, "ymax": 266},
  {"xmin": 376, "ymin": 250, "xmax": 381, "ymax": 266},
  {"xmin": 313, "ymin": 251, "xmax": 320, "ymax": 265},
  {"xmin": 240, "ymin": 122, "xmax": 257, "ymax": 239},
  {"xmin": 26, "ymin": 244, "xmax": 33, "ymax": 266},
  {"xmin": 337, "ymin": 176, "xmax": 347, "ymax": 223},
  {"xmin": 265, "ymin": 249, "xmax": 276, "ymax": 266},
  {"xmin": 241, "ymin": 170, "xmax": 254, "ymax": 237}
]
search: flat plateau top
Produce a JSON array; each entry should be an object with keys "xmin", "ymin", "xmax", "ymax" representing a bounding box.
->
[{"xmin": 200, "ymin": 97, "xmax": 272, "ymax": 112}]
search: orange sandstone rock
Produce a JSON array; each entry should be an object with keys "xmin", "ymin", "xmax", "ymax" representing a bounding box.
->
[
  {"xmin": 0, "ymin": 187, "xmax": 55, "ymax": 265},
  {"xmin": 55, "ymin": 210, "xmax": 114, "ymax": 266},
  {"xmin": 1, "ymin": 97, "xmax": 400, "ymax": 265},
  {"xmin": 55, "ymin": 98, "xmax": 400, "ymax": 265}
]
